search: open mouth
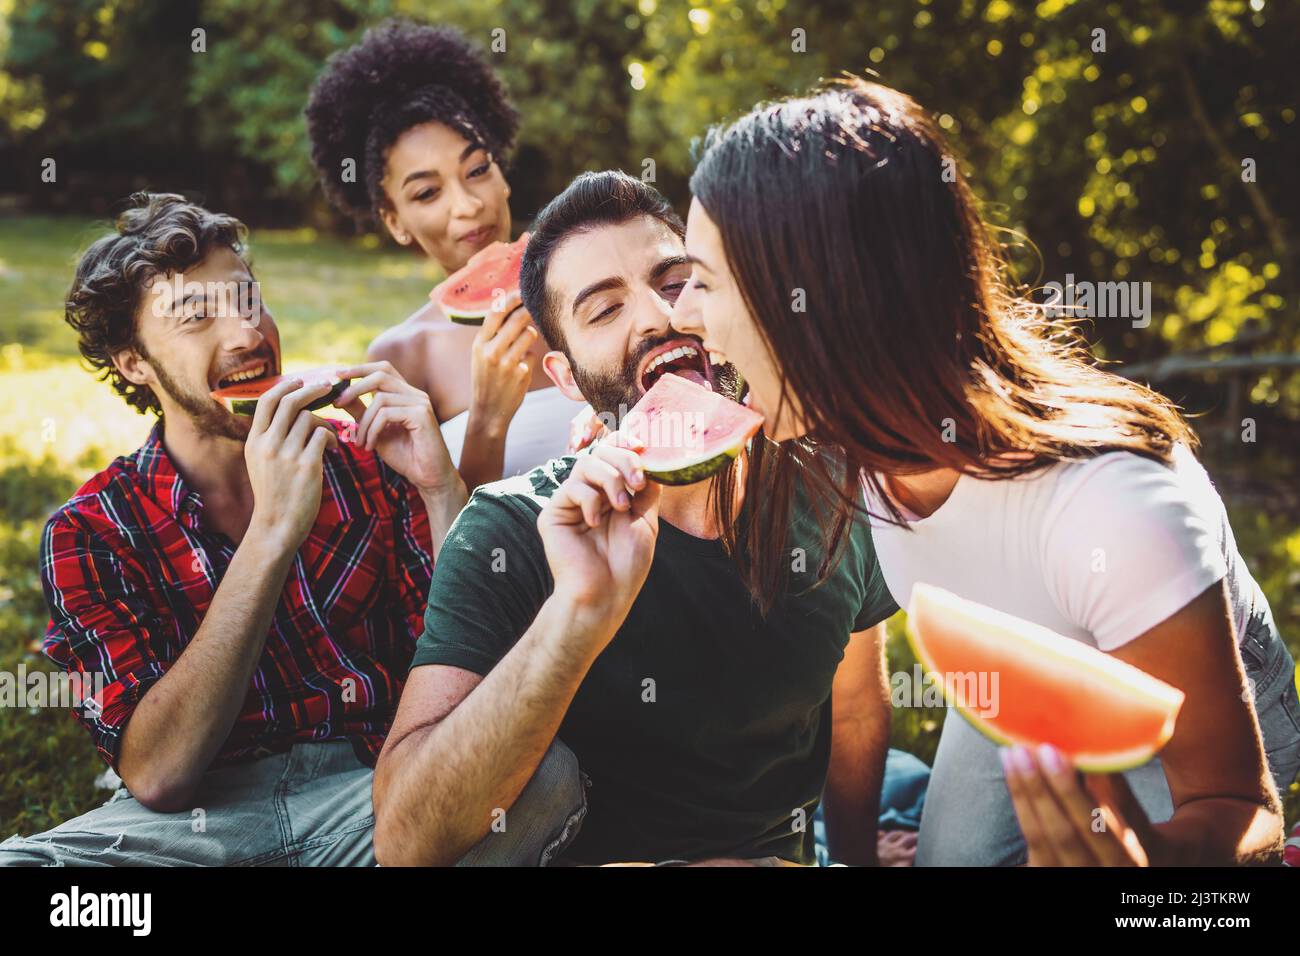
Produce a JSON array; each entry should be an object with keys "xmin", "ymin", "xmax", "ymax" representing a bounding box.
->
[
  {"xmin": 212, "ymin": 359, "xmax": 275, "ymax": 392},
  {"xmin": 636, "ymin": 338, "xmax": 714, "ymax": 395}
]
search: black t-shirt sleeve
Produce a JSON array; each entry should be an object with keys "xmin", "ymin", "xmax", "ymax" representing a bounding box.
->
[
  {"xmin": 852, "ymin": 520, "xmax": 900, "ymax": 632},
  {"xmin": 410, "ymin": 489, "xmax": 553, "ymax": 676}
]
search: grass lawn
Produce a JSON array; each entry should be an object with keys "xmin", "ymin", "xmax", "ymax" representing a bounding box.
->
[{"xmin": 0, "ymin": 214, "xmax": 1296, "ymax": 845}]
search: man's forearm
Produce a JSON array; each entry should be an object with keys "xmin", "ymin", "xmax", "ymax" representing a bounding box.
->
[
  {"xmin": 116, "ymin": 530, "xmax": 295, "ymax": 810},
  {"xmin": 374, "ymin": 595, "xmax": 609, "ymax": 866}
]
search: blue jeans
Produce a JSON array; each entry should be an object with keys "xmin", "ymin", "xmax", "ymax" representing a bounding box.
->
[
  {"xmin": 0, "ymin": 738, "xmax": 587, "ymax": 867},
  {"xmin": 915, "ymin": 612, "xmax": 1300, "ymax": 866}
]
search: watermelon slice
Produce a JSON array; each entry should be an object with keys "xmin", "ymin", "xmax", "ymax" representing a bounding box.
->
[
  {"xmin": 211, "ymin": 367, "xmax": 349, "ymax": 417},
  {"xmin": 435, "ymin": 233, "xmax": 529, "ymax": 325},
  {"xmin": 906, "ymin": 584, "xmax": 1185, "ymax": 772},
  {"xmin": 623, "ymin": 372, "xmax": 763, "ymax": 485}
]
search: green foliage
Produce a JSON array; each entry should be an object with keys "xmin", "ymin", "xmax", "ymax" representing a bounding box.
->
[{"xmin": 5, "ymin": 0, "xmax": 1295, "ymax": 414}]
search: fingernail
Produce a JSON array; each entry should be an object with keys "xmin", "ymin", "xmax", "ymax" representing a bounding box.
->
[
  {"xmin": 1038, "ymin": 743, "xmax": 1066, "ymax": 774},
  {"xmin": 617, "ymin": 491, "xmax": 630, "ymax": 508},
  {"xmin": 998, "ymin": 747, "xmax": 1012, "ymax": 775},
  {"xmin": 1010, "ymin": 745, "xmax": 1034, "ymax": 774}
]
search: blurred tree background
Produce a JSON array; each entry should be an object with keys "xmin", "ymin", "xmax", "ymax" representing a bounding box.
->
[{"xmin": 1, "ymin": 0, "xmax": 1297, "ymax": 836}]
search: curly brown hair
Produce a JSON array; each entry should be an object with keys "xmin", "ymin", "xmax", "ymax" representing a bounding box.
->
[
  {"xmin": 65, "ymin": 192, "xmax": 248, "ymax": 416},
  {"xmin": 305, "ymin": 18, "xmax": 519, "ymax": 226}
]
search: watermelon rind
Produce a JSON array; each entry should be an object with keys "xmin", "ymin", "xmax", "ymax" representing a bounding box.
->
[
  {"xmin": 644, "ymin": 447, "xmax": 742, "ymax": 486},
  {"xmin": 904, "ymin": 583, "xmax": 1184, "ymax": 773},
  {"xmin": 446, "ymin": 310, "xmax": 488, "ymax": 326}
]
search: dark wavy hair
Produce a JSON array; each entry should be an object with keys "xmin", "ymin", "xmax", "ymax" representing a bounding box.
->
[
  {"xmin": 305, "ymin": 18, "xmax": 520, "ymax": 226},
  {"xmin": 64, "ymin": 192, "xmax": 248, "ymax": 416}
]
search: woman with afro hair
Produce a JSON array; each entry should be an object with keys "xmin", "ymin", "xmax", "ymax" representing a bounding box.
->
[{"xmin": 306, "ymin": 18, "xmax": 585, "ymax": 489}]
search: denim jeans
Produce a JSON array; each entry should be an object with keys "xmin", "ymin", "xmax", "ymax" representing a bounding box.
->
[
  {"xmin": 915, "ymin": 612, "xmax": 1300, "ymax": 866},
  {"xmin": 0, "ymin": 737, "xmax": 588, "ymax": 867}
]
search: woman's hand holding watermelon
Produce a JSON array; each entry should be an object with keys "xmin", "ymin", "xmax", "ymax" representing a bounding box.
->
[
  {"xmin": 331, "ymin": 360, "xmax": 461, "ymax": 499},
  {"xmin": 1002, "ymin": 743, "xmax": 1160, "ymax": 866},
  {"xmin": 468, "ymin": 287, "xmax": 538, "ymax": 436},
  {"xmin": 538, "ymin": 436, "xmax": 661, "ymax": 642}
]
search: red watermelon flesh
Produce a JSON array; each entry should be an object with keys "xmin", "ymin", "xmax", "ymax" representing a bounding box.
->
[
  {"xmin": 906, "ymin": 583, "xmax": 1185, "ymax": 772},
  {"xmin": 210, "ymin": 367, "xmax": 348, "ymax": 416},
  {"xmin": 622, "ymin": 373, "xmax": 763, "ymax": 485},
  {"xmin": 436, "ymin": 233, "xmax": 529, "ymax": 325}
]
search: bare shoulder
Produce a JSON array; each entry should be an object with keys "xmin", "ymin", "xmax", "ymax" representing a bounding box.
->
[{"xmin": 366, "ymin": 302, "xmax": 473, "ymax": 390}]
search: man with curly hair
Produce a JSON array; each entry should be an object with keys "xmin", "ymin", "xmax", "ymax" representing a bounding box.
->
[{"xmin": 0, "ymin": 193, "xmax": 582, "ymax": 867}]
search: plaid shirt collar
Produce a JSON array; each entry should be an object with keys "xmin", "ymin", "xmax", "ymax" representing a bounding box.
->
[{"xmin": 132, "ymin": 420, "xmax": 203, "ymax": 525}]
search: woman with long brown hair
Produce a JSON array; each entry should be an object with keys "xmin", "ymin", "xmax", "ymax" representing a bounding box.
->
[{"xmin": 666, "ymin": 78, "xmax": 1299, "ymax": 865}]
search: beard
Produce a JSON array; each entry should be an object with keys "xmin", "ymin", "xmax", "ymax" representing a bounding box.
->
[
  {"xmin": 142, "ymin": 346, "xmax": 251, "ymax": 441},
  {"xmin": 567, "ymin": 335, "xmax": 743, "ymax": 428}
]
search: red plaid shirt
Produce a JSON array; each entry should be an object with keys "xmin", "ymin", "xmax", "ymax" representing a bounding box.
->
[{"xmin": 40, "ymin": 419, "xmax": 434, "ymax": 771}]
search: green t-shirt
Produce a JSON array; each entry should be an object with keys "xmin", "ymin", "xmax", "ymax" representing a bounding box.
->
[{"xmin": 411, "ymin": 455, "xmax": 897, "ymax": 865}]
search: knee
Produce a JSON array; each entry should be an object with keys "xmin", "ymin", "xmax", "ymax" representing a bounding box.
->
[
  {"xmin": 531, "ymin": 737, "xmax": 585, "ymax": 810},
  {"xmin": 0, "ymin": 834, "xmax": 66, "ymax": 867},
  {"xmin": 455, "ymin": 737, "xmax": 588, "ymax": 867}
]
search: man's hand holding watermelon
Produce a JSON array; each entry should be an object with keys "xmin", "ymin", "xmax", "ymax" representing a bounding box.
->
[
  {"xmin": 537, "ymin": 436, "xmax": 661, "ymax": 646},
  {"xmin": 242, "ymin": 376, "xmax": 341, "ymax": 552},
  {"xmin": 332, "ymin": 359, "xmax": 468, "ymax": 550}
]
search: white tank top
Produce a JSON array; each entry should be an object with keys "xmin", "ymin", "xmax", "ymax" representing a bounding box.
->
[{"xmin": 439, "ymin": 386, "xmax": 588, "ymax": 479}]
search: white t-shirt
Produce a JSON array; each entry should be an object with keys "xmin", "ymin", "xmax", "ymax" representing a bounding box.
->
[
  {"xmin": 865, "ymin": 445, "xmax": 1263, "ymax": 652},
  {"xmin": 439, "ymin": 386, "xmax": 587, "ymax": 479}
]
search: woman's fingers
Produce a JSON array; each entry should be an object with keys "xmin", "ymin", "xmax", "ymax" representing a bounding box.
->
[
  {"xmin": 473, "ymin": 297, "xmax": 511, "ymax": 341},
  {"xmin": 1035, "ymin": 745, "xmax": 1114, "ymax": 853},
  {"xmin": 1085, "ymin": 773, "xmax": 1154, "ymax": 866},
  {"xmin": 503, "ymin": 322, "xmax": 539, "ymax": 368},
  {"xmin": 476, "ymin": 289, "xmax": 526, "ymax": 344},
  {"xmin": 1002, "ymin": 746, "xmax": 1069, "ymax": 866}
]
